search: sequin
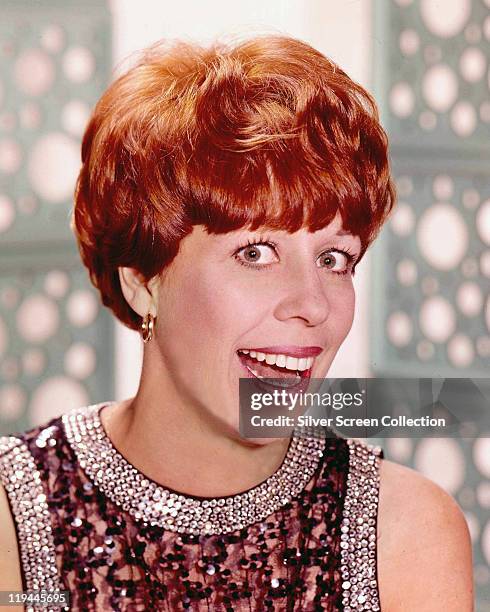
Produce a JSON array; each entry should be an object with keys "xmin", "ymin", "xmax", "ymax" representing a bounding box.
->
[{"xmin": 0, "ymin": 402, "xmax": 383, "ymax": 611}]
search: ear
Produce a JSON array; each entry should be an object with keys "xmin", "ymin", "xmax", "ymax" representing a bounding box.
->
[{"xmin": 118, "ymin": 267, "xmax": 159, "ymax": 318}]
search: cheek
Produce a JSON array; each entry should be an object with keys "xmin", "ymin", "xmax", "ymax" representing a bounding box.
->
[{"xmin": 161, "ymin": 270, "xmax": 261, "ymax": 353}]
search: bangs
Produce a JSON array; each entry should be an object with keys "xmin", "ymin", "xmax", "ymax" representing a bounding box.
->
[{"xmin": 73, "ymin": 35, "xmax": 395, "ymax": 330}]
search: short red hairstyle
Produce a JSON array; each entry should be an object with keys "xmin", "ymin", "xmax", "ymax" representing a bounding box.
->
[{"xmin": 72, "ymin": 35, "xmax": 395, "ymax": 330}]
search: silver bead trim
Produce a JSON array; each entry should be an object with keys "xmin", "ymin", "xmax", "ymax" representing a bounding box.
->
[
  {"xmin": 62, "ymin": 402, "xmax": 327, "ymax": 536},
  {"xmin": 340, "ymin": 439, "xmax": 383, "ymax": 612},
  {"xmin": 0, "ymin": 435, "xmax": 65, "ymax": 612}
]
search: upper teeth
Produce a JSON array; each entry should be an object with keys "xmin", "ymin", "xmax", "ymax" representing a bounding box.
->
[{"xmin": 238, "ymin": 350, "xmax": 314, "ymax": 372}]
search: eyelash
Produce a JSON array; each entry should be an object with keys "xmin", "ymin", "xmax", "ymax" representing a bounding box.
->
[{"xmin": 233, "ymin": 235, "xmax": 358, "ymax": 276}]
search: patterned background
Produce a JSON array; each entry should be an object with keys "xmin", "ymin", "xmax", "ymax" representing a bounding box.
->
[
  {"xmin": 0, "ymin": 1, "xmax": 113, "ymax": 430},
  {"xmin": 0, "ymin": 0, "xmax": 488, "ymax": 608},
  {"xmin": 372, "ymin": 1, "xmax": 490, "ymax": 608}
]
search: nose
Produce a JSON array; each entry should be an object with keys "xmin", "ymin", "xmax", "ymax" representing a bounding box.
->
[{"xmin": 273, "ymin": 261, "xmax": 330, "ymax": 327}]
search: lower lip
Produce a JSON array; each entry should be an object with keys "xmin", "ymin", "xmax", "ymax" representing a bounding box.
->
[{"xmin": 237, "ymin": 356, "xmax": 313, "ymax": 394}]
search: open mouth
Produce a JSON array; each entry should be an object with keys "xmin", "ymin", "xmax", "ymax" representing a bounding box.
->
[{"xmin": 237, "ymin": 349, "xmax": 314, "ymax": 392}]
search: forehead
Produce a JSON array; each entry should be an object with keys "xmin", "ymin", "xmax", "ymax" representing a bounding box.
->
[{"xmin": 181, "ymin": 214, "xmax": 360, "ymax": 254}]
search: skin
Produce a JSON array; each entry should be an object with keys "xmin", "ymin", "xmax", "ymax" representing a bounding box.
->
[
  {"xmin": 0, "ymin": 213, "xmax": 474, "ymax": 609},
  {"xmin": 113, "ymin": 213, "xmax": 473, "ymax": 609},
  {"xmin": 107, "ymin": 212, "xmax": 360, "ymax": 496}
]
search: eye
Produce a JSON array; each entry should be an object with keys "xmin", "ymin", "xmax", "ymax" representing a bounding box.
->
[
  {"xmin": 316, "ymin": 249, "xmax": 354, "ymax": 274},
  {"xmin": 235, "ymin": 242, "xmax": 278, "ymax": 268}
]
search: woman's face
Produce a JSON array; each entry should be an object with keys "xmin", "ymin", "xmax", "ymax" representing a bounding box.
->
[{"xmin": 150, "ymin": 212, "xmax": 361, "ymax": 439}]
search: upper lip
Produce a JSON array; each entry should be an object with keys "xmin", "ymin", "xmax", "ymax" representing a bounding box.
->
[{"xmin": 238, "ymin": 346, "xmax": 323, "ymax": 358}]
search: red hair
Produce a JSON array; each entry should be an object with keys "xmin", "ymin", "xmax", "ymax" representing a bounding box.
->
[{"xmin": 72, "ymin": 35, "xmax": 395, "ymax": 330}]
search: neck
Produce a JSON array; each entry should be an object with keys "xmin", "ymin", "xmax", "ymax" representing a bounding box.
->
[{"xmin": 100, "ymin": 392, "xmax": 291, "ymax": 499}]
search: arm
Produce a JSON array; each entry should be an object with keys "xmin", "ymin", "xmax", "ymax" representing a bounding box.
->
[{"xmin": 377, "ymin": 459, "xmax": 474, "ymax": 611}]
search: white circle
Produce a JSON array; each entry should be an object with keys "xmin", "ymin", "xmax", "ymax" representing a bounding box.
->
[
  {"xmin": 387, "ymin": 311, "xmax": 413, "ymax": 347},
  {"xmin": 419, "ymin": 296, "xmax": 456, "ymax": 343},
  {"xmin": 62, "ymin": 47, "xmax": 95, "ymax": 83},
  {"xmin": 483, "ymin": 522, "xmax": 490, "ymax": 566},
  {"xmin": 451, "ymin": 101, "xmax": 477, "ymax": 137},
  {"xmin": 417, "ymin": 203, "xmax": 468, "ymax": 270},
  {"xmin": 447, "ymin": 334, "xmax": 474, "ymax": 367},
  {"xmin": 0, "ymin": 384, "xmax": 26, "ymax": 421},
  {"xmin": 477, "ymin": 482, "xmax": 490, "ymax": 508},
  {"xmin": 390, "ymin": 82, "xmax": 415, "ymax": 118},
  {"xmin": 66, "ymin": 290, "xmax": 98, "ymax": 327},
  {"xmin": 456, "ymin": 282, "xmax": 483, "ymax": 316},
  {"xmin": 474, "ymin": 437, "xmax": 490, "ymax": 478},
  {"xmin": 432, "ymin": 175, "xmax": 453, "ymax": 200},
  {"xmin": 28, "ymin": 133, "xmax": 80, "ymax": 203},
  {"xmin": 481, "ymin": 251, "xmax": 490, "ymax": 277},
  {"xmin": 414, "ymin": 438, "xmax": 465, "ymax": 494},
  {"xmin": 399, "ymin": 29, "xmax": 420, "ymax": 56},
  {"xmin": 22, "ymin": 348, "xmax": 46, "ymax": 376},
  {"xmin": 397, "ymin": 258, "xmax": 418, "ymax": 286},
  {"xmin": 476, "ymin": 200, "xmax": 490, "ymax": 245},
  {"xmin": 16, "ymin": 294, "xmax": 59, "ymax": 343},
  {"xmin": 61, "ymin": 100, "xmax": 91, "ymax": 138},
  {"xmin": 41, "ymin": 25, "xmax": 65, "ymax": 54},
  {"xmin": 29, "ymin": 376, "xmax": 88, "ymax": 427},
  {"xmin": 64, "ymin": 342, "xmax": 96, "ymax": 379},
  {"xmin": 0, "ymin": 139, "xmax": 22, "ymax": 174},
  {"xmin": 422, "ymin": 64, "xmax": 458, "ymax": 113},
  {"xmin": 390, "ymin": 202, "xmax": 415, "ymax": 236},
  {"xmin": 420, "ymin": 0, "xmax": 471, "ymax": 38},
  {"xmin": 0, "ymin": 194, "xmax": 15, "ymax": 232},
  {"xmin": 462, "ymin": 188, "xmax": 480, "ymax": 209},
  {"xmin": 386, "ymin": 438, "xmax": 413, "ymax": 462},
  {"xmin": 44, "ymin": 270, "xmax": 70, "ymax": 298},
  {"xmin": 0, "ymin": 316, "xmax": 8, "ymax": 358},
  {"xmin": 460, "ymin": 47, "xmax": 487, "ymax": 82},
  {"xmin": 14, "ymin": 49, "xmax": 55, "ymax": 97}
]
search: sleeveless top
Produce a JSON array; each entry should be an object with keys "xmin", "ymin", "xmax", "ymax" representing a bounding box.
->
[{"xmin": 0, "ymin": 402, "xmax": 384, "ymax": 612}]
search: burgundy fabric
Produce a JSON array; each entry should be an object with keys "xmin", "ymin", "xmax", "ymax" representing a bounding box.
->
[{"xmin": 15, "ymin": 415, "xmax": 352, "ymax": 611}]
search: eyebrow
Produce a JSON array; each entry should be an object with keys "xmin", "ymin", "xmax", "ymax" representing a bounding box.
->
[{"xmin": 334, "ymin": 229, "xmax": 359, "ymax": 238}]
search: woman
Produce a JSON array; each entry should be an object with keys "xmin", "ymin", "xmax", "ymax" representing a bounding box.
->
[{"xmin": 0, "ymin": 36, "xmax": 473, "ymax": 611}]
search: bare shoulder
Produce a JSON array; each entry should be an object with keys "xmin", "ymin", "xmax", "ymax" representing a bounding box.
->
[
  {"xmin": 0, "ymin": 480, "xmax": 23, "ymax": 591},
  {"xmin": 376, "ymin": 458, "xmax": 473, "ymax": 611}
]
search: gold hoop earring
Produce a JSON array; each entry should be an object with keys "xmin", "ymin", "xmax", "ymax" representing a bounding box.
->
[{"xmin": 141, "ymin": 313, "xmax": 155, "ymax": 343}]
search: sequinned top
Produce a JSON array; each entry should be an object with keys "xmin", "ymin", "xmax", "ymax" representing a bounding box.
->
[{"xmin": 0, "ymin": 402, "xmax": 384, "ymax": 612}]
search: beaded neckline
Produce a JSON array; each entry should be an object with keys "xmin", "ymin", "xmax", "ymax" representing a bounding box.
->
[{"xmin": 62, "ymin": 402, "xmax": 327, "ymax": 536}]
